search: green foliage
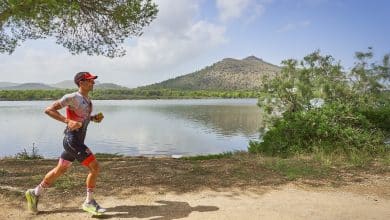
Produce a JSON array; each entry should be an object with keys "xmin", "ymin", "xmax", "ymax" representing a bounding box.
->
[
  {"xmin": 0, "ymin": 89, "xmax": 74, "ymax": 100},
  {"xmin": 350, "ymin": 48, "xmax": 390, "ymax": 99},
  {"xmin": 183, "ymin": 151, "xmax": 235, "ymax": 160},
  {"xmin": 258, "ymin": 50, "xmax": 351, "ymax": 125},
  {"xmin": 249, "ymin": 102, "xmax": 386, "ymax": 158},
  {"xmin": 359, "ymin": 105, "xmax": 390, "ymax": 134},
  {"xmin": 264, "ymin": 158, "xmax": 330, "ymax": 180},
  {"xmin": 15, "ymin": 144, "xmax": 43, "ymax": 160},
  {"xmin": 380, "ymin": 154, "xmax": 390, "ymax": 166},
  {"xmin": 1, "ymin": 0, "xmax": 158, "ymax": 57},
  {"xmin": 0, "ymin": 88, "xmax": 262, "ymax": 100},
  {"xmin": 0, "ymin": 168, "xmax": 9, "ymax": 177},
  {"xmin": 252, "ymin": 49, "xmax": 389, "ymax": 160},
  {"xmin": 95, "ymin": 153, "xmax": 124, "ymax": 159}
]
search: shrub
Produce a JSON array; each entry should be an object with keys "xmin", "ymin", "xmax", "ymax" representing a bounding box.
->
[
  {"xmin": 249, "ymin": 102, "xmax": 386, "ymax": 158},
  {"xmin": 15, "ymin": 144, "xmax": 43, "ymax": 160},
  {"xmin": 360, "ymin": 105, "xmax": 390, "ymax": 134}
]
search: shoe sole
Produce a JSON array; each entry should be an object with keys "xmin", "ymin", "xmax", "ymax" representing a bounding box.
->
[
  {"xmin": 25, "ymin": 191, "xmax": 38, "ymax": 213},
  {"xmin": 82, "ymin": 206, "xmax": 104, "ymax": 216}
]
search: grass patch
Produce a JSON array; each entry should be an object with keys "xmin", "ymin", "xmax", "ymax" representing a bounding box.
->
[
  {"xmin": 0, "ymin": 168, "xmax": 9, "ymax": 177},
  {"xmin": 95, "ymin": 153, "xmax": 124, "ymax": 159},
  {"xmin": 54, "ymin": 174, "xmax": 82, "ymax": 190},
  {"xmin": 182, "ymin": 151, "xmax": 238, "ymax": 161},
  {"xmin": 313, "ymin": 148, "xmax": 389, "ymax": 168},
  {"xmin": 378, "ymin": 153, "xmax": 390, "ymax": 166},
  {"xmin": 188, "ymin": 161, "xmax": 210, "ymax": 175},
  {"xmin": 347, "ymin": 150, "xmax": 372, "ymax": 167},
  {"xmin": 264, "ymin": 157, "xmax": 330, "ymax": 180}
]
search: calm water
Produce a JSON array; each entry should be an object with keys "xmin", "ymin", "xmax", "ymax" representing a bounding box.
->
[{"xmin": 0, "ymin": 99, "xmax": 262, "ymax": 158}]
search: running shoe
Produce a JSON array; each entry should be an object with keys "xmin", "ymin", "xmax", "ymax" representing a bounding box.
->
[
  {"xmin": 25, "ymin": 189, "xmax": 39, "ymax": 213},
  {"xmin": 82, "ymin": 199, "xmax": 106, "ymax": 215}
]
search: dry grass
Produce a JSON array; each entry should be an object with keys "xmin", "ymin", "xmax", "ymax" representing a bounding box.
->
[{"xmin": 0, "ymin": 152, "xmax": 389, "ymax": 202}]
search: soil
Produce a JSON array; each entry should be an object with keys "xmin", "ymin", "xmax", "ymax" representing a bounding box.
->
[{"xmin": 0, "ymin": 155, "xmax": 389, "ymax": 219}]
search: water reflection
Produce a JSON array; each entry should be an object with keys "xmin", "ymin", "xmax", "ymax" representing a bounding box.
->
[
  {"xmin": 0, "ymin": 99, "xmax": 262, "ymax": 157},
  {"xmin": 94, "ymin": 99, "xmax": 263, "ymax": 137},
  {"xmin": 142, "ymin": 105, "xmax": 262, "ymax": 137}
]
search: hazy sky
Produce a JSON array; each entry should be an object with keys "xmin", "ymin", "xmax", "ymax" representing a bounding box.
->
[{"xmin": 0, "ymin": 0, "xmax": 389, "ymax": 88}]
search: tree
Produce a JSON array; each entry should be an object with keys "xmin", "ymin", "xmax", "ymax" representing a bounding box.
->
[
  {"xmin": 258, "ymin": 50, "xmax": 351, "ymax": 126},
  {"xmin": 250, "ymin": 49, "xmax": 389, "ymax": 158},
  {"xmin": 0, "ymin": 0, "xmax": 158, "ymax": 57},
  {"xmin": 349, "ymin": 47, "xmax": 390, "ymax": 106}
]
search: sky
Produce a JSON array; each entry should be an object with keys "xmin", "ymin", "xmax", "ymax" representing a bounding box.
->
[{"xmin": 0, "ymin": 0, "xmax": 389, "ymax": 88}]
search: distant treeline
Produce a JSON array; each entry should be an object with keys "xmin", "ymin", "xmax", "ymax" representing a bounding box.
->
[{"xmin": 0, "ymin": 89, "xmax": 262, "ymax": 101}]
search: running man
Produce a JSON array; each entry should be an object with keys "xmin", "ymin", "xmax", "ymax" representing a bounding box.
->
[{"xmin": 25, "ymin": 72, "xmax": 106, "ymax": 215}]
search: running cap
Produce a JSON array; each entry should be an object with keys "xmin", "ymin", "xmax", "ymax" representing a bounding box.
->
[{"xmin": 74, "ymin": 72, "xmax": 98, "ymax": 86}]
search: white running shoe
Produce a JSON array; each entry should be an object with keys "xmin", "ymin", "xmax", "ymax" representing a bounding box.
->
[{"xmin": 82, "ymin": 199, "xmax": 106, "ymax": 215}]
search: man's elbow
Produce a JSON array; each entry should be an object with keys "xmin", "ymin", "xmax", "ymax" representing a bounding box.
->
[{"xmin": 44, "ymin": 107, "xmax": 52, "ymax": 115}]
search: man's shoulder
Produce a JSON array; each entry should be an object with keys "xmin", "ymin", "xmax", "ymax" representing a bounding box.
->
[
  {"xmin": 63, "ymin": 91, "xmax": 80, "ymax": 98},
  {"xmin": 60, "ymin": 92, "xmax": 82, "ymax": 102}
]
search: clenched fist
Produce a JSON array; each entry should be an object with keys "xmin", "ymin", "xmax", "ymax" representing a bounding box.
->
[{"xmin": 91, "ymin": 112, "xmax": 104, "ymax": 123}]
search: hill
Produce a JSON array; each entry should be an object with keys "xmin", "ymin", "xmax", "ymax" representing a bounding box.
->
[
  {"xmin": 0, "ymin": 81, "xmax": 129, "ymax": 90},
  {"xmin": 142, "ymin": 56, "xmax": 281, "ymax": 90},
  {"xmin": 95, "ymin": 83, "xmax": 129, "ymax": 90},
  {"xmin": 0, "ymin": 82, "xmax": 19, "ymax": 88},
  {"xmin": 2, "ymin": 83, "xmax": 56, "ymax": 90},
  {"xmin": 50, "ymin": 80, "xmax": 76, "ymax": 89}
]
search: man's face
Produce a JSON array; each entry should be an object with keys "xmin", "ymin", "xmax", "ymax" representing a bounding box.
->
[{"xmin": 80, "ymin": 78, "xmax": 95, "ymax": 91}]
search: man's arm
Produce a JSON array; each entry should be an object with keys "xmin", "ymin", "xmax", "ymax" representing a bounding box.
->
[
  {"xmin": 45, "ymin": 101, "xmax": 82, "ymax": 130},
  {"xmin": 44, "ymin": 101, "xmax": 68, "ymax": 123}
]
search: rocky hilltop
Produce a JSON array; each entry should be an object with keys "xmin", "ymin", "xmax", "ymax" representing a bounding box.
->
[{"xmin": 143, "ymin": 56, "xmax": 281, "ymax": 90}]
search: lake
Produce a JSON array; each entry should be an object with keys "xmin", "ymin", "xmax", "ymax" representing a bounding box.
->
[{"xmin": 0, "ymin": 99, "xmax": 262, "ymax": 158}]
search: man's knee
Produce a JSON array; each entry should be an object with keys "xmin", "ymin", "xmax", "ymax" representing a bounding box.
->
[
  {"xmin": 53, "ymin": 158, "xmax": 72, "ymax": 176},
  {"xmin": 46, "ymin": 165, "xmax": 68, "ymax": 180},
  {"xmin": 55, "ymin": 164, "xmax": 69, "ymax": 175},
  {"xmin": 88, "ymin": 161, "xmax": 100, "ymax": 174}
]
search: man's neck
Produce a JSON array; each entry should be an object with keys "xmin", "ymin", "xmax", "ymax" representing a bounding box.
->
[{"xmin": 78, "ymin": 88, "xmax": 89, "ymax": 97}]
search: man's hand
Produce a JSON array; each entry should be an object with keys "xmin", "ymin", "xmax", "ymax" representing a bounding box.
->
[
  {"xmin": 67, "ymin": 119, "xmax": 83, "ymax": 131},
  {"xmin": 91, "ymin": 112, "xmax": 104, "ymax": 123}
]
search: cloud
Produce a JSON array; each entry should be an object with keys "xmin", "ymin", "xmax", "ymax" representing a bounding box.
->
[
  {"xmin": 247, "ymin": 3, "xmax": 266, "ymax": 24},
  {"xmin": 120, "ymin": 0, "xmax": 227, "ymax": 73},
  {"xmin": 216, "ymin": 0, "xmax": 266, "ymax": 23},
  {"xmin": 99, "ymin": 19, "xmax": 226, "ymax": 85},
  {"xmin": 277, "ymin": 20, "xmax": 311, "ymax": 33},
  {"xmin": 99, "ymin": 0, "xmax": 227, "ymax": 85},
  {"xmin": 0, "ymin": 0, "xmax": 227, "ymax": 87}
]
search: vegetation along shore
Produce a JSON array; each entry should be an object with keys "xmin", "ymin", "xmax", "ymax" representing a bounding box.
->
[{"xmin": 1, "ymin": 48, "xmax": 389, "ymax": 206}]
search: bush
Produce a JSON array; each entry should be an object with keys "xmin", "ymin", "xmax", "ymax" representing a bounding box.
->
[
  {"xmin": 360, "ymin": 105, "xmax": 390, "ymax": 134},
  {"xmin": 249, "ymin": 102, "xmax": 386, "ymax": 158},
  {"xmin": 15, "ymin": 144, "xmax": 43, "ymax": 160}
]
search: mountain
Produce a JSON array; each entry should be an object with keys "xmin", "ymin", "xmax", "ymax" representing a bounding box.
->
[
  {"xmin": 50, "ymin": 80, "xmax": 76, "ymax": 89},
  {"xmin": 0, "ymin": 82, "xmax": 19, "ymax": 88},
  {"xmin": 94, "ymin": 83, "xmax": 129, "ymax": 90},
  {"xmin": 3, "ymin": 83, "xmax": 56, "ymax": 90},
  {"xmin": 142, "ymin": 56, "xmax": 281, "ymax": 90},
  {"xmin": 0, "ymin": 81, "xmax": 129, "ymax": 90}
]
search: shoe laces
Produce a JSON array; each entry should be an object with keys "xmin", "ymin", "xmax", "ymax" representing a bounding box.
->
[{"xmin": 88, "ymin": 199, "xmax": 101, "ymax": 209}]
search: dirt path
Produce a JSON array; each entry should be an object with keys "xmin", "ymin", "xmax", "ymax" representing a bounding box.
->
[
  {"xmin": 2, "ymin": 181, "xmax": 389, "ymax": 220},
  {"xmin": 1, "ymin": 156, "xmax": 389, "ymax": 219}
]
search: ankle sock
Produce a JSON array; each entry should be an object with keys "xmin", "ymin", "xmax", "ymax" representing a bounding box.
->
[
  {"xmin": 34, "ymin": 180, "xmax": 50, "ymax": 196},
  {"xmin": 86, "ymin": 188, "xmax": 94, "ymax": 202}
]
